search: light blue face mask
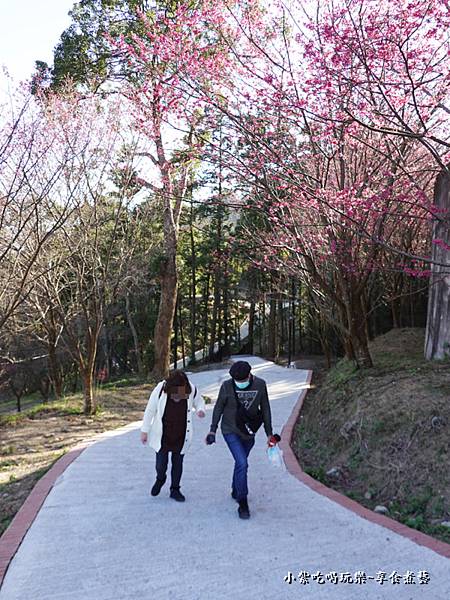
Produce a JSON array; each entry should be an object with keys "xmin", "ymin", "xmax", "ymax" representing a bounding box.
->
[{"xmin": 235, "ymin": 379, "xmax": 250, "ymax": 389}]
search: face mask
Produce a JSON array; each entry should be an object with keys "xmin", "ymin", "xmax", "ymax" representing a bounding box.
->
[{"xmin": 235, "ymin": 379, "xmax": 250, "ymax": 389}]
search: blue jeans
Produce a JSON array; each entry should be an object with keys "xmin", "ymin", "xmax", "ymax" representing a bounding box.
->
[{"xmin": 223, "ymin": 433, "xmax": 255, "ymax": 501}]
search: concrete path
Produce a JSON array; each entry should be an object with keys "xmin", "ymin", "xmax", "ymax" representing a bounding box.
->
[{"xmin": 1, "ymin": 356, "xmax": 449, "ymax": 599}]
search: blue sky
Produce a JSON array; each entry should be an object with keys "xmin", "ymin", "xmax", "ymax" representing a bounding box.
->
[{"xmin": 0, "ymin": 0, "xmax": 75, "ymax": 82}]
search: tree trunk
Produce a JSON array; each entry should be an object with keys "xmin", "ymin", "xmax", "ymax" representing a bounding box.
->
[
  {"xmin": 71, "ymin": 366, "xmax": 79, "ymax": 394},
  {"xmin": 173, "ymin": 297, "xmax": 179, "ymax": 369},
  {"xmin": 48, "ymin": 342, "xmax": 63, "ymax": 398},
  {"xmin": 222, "ymin": 273, "xmax": 230, "ymax": 357},
  {"xmin": 101, "ymin": 320, "xmax": 111, "ymax": 379},
  {"xmin": 82, "ymin": 334, "xmax": 99, "ymax": 415},
  {"xmin": 259, "ymin": 301, "xmax": 265, "ymax": 354},
  {"xmin": 346, "ymin": 293, "xmax": 373, "ymax": 368},
  {"xmin": 208, "ymin": 272, "xmax": 220, "ymax": 361},
  {"xmin": 291, "ymin": 279, "xmax": 296, "ymax": 356},
  {"xmin": 39, "ymin": 376, "xmax": 51, "ymax": 402},
  {"xmin": 189, "ymin": 194, "xmax": 197, "ymax": 364},
  {"xmin": 216, "ymin": 285, "xmax": 223, "ymax": 360},
  {"xmin": 362, "ymin": 292, "xmax": 373, "ymax": 341},
  {"xmin": 400, "ymin": 294, "xmax": 406, "ymax": 328},
  {"xmin": 248, "ymin": 300, "xmax": 255, "ymax": 355},
  {"xmin": 278, "ymin": 299, "xmax": 284, "ymax": 359},
  {"xmin": 236, "ymin": 299, "xmax": 241, "ymax": 348},
  {"xmin": 151, "ymin": 124, "xmax": 184, "ymax": 379},
  {"xmin": 425, "ymin": 170, "xmax": 450, "ymax": 360},
  {"xmin": 318, "ymin": 322, "xmax": 332, "ymax": 368},
  {"xmin": 10, "ymin": 383, "xmax": 25, "ymax": 413},
  {"xmin": 125, "ymin": 292, "xmax": 144, "ymax": 377},
  {"xmin": 267, "ymin": 294, "xmax": 277, "ymax": 359},
  {"xmin": 391, "ymin": 299, "xmax": 400, "ymax": 328},
  {"xmin": 343, "ymin": 337, "xmax": 356, "ymax": 361},
  {"xmin": 153, "ymin": 253, "xmax": 178, "ymax": 379},
  {"xmin": 178, "ymin": 299, "xmax": 186, "ymax": 368},
  {"xmin": 297, "ymin": 280, "xmax": 302, "ymax": 351},
  {"xmin": 83, "ymin": 369, "xmax": 95, "ymax": 415},
  {"xmin": 201, "ymin": 273, "xmax": 210, "ymax": 361}
]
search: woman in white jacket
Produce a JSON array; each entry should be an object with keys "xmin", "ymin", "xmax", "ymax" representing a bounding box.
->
[{"xmin": 140, "ymin": 369, "xmax": 205, "ymax": 502}]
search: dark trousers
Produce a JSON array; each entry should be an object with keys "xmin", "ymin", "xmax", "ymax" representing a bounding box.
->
[
  {"xmin": 155, "ymin": 450, "xmax": 184, "ymax": 490},
  {"xmin": 223, "ymin": 432, "xmax": 255, "ymax": 501}
]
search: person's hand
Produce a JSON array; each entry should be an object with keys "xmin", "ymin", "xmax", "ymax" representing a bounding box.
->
[
  {"xmin": 197, "ymin": 410, "xmax": 205, "ymax": 418},
  {"xmin": 140, "ymin": 431, "xmax": 148, "ymax": 445},
  {"xmin": 267, "ymin": 434, "xmax": 281, "ymax": 447},
  {"xmin": 205, "ymin": 432, "xmax": 216, "ymax": 445}
]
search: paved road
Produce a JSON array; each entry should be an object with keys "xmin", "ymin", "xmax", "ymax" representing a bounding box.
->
[{"xmin": 1, "ymin": 356, "xmax": 449, "ymax": 599}]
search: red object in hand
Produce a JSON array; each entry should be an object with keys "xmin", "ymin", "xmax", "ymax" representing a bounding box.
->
[{"xmin": 268, "ymin": 434, "xmax": 281, "ymax": 447}]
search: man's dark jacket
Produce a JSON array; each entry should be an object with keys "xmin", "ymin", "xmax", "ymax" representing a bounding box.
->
[{"xmin": 210, "ymin": 375, "xmax": 273, "ymax": 440}]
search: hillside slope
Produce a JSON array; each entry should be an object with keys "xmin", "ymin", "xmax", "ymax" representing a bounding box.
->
[{"xmin": 293, "ymin": 328, "xmax": 450, "ymax": 544}]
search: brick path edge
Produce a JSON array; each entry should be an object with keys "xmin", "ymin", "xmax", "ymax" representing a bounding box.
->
[
  {"xmin": 0, "ymin": 422, "xmax": 139, "ymax": 588},
  {"xmin": 2, "ymin": 374, "xmax": 449, "ymax": 590},
  {"xmin": 279, "ymin": 371, "xmax": 450, "ymax": 560}
]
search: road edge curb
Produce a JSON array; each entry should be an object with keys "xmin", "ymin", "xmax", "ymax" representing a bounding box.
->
[
  {"xmin": 0, "ymin": 421, "xmax": 140, "ymax": 588},
  {"xmin": 279, "ymin": 370, "xmax": 450, "ymax": 560}
]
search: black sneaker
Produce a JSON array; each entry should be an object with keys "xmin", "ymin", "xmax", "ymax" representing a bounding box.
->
[
  {"xmin": 151, "ymin": 477, "xmax": 166, "ymax": 496},
  {"xmin": 170, "ymin": 488, "xmax": 186, "ymax": 502},
  {"xmin": 238, "ymin": 498, "xmax": 250, "ymax": 519}
]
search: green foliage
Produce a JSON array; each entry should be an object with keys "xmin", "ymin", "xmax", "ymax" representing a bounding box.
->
[
  {"xmin": 304, "ymin": 465, "xmax": 327, "ymax": 484},
  {"xmin": 0, "ymin": 399, "xmax": 84, "ymax": 426},
  {"xmin": 41, "ymin": 0, "xmax": 153, "ymax": 90},
  {"xmin": 0, "ymin": 456, "xmax": 66, "ymax": 536},
  {"xmin": 387, "ymin": 487, "xmax": 450, "ymax": 541},
  {"xmin": 99, "ymin": 376, "xmax": 145, "ymax": 389},
  {"xmin": 371, "ymin": 419, "xmax": 386, "ymax": 434},
  {"xmin": 296, "ymin": 423, "xmax": 316, "ymax": 450},
  {"xmin": 0, "ymin": 514, "xmax": 13, "ymax": 534},
  {"xmin": 325, "ymin": 358, "xmax": 359, "ymax": 387},
  {"xmin": 344, "ymin": 490, "xmax": 360, "ymax": 500},
  {"xmin": 0, "ymin": 458, "xmax": 18, "ymax": 470},
  {"xmin": 36, "ymin": 0, "xmax": 203, "ymax": 92},
  {"xmin": 347, "ymin": 445, "xmax": 363, "ymax": 470}
]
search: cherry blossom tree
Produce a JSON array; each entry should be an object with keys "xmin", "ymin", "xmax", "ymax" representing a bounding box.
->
[
  {"xmin": 0, "ymin": 81, "xmax": 80, "ymax": 330},
  {"xmin": 108, "ymin": 1, "xmax": 239, "ymax": 378},
  {"xmin": 13, "ymin": 88, "xmax": 138, "ymax": 414},
  {"xmin": 296, "ymin": 0, "xmax": 450, "ymax": 359},
  {"xmin": 192, "ymin": 0, "xmax": 447, "ymax": 365}
]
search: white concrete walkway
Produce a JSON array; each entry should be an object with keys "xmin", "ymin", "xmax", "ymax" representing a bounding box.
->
[{"xmin": 1, "ymin": 356, "xmax": 449, "ymax": 599}]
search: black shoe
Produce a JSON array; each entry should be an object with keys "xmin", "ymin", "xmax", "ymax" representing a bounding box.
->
[
  {"xmin": 170, "ymin": 488, "xmax": 186, "ymax": 502},
  {"xmin": 238, "ymin": 498, "xmax": 250, "ymax": 519},
  {"xmin": 151, "ymin": 477, "xmax": 166, "ymax": 496}
]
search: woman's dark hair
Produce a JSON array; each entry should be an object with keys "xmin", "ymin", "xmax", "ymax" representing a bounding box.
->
[{"xmin": 163, "ymin": 369, "xmax": 192, "ymax": 396}]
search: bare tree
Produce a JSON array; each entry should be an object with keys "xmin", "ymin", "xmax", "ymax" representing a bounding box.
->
[
  {"xmin": 11, "ymin": 89, "xmax": 140, "ymax": 414},
  {"xmin": 0, "ymin": 87, "xmax": 81, "ymax": 329}
]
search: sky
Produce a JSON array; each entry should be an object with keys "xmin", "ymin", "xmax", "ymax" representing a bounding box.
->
[{"xmin": 0, "ymin": 0, "xmax": 75, "ymax": 83}]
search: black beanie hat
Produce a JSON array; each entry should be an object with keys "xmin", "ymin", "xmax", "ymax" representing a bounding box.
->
[{"xmin": 229, "ymin": 360, "xmax": 251, "ymax": 380}]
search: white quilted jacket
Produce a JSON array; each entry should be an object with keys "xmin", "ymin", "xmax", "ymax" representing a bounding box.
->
[{"xmin": 141, "ymin": 379, "xmax": 205, "ymax": 454}]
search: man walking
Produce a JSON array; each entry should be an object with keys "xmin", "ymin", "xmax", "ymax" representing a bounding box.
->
[{"xmin": 205, "ymin": 360, "xmax": 276, "ymax": 519}]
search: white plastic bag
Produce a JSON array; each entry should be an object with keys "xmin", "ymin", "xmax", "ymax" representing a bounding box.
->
[{"xmin": 267, "ymin": 444, "xmax": 285, "ymax": 470}]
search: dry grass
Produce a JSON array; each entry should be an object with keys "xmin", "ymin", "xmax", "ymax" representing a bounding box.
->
[
  {"xmin": 0, "ymin": 379, "xmax": 155, "ymax": 536},
  {"xmin": 0, "ymin": 360, "xmax": 231, "ymax": 538}
]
